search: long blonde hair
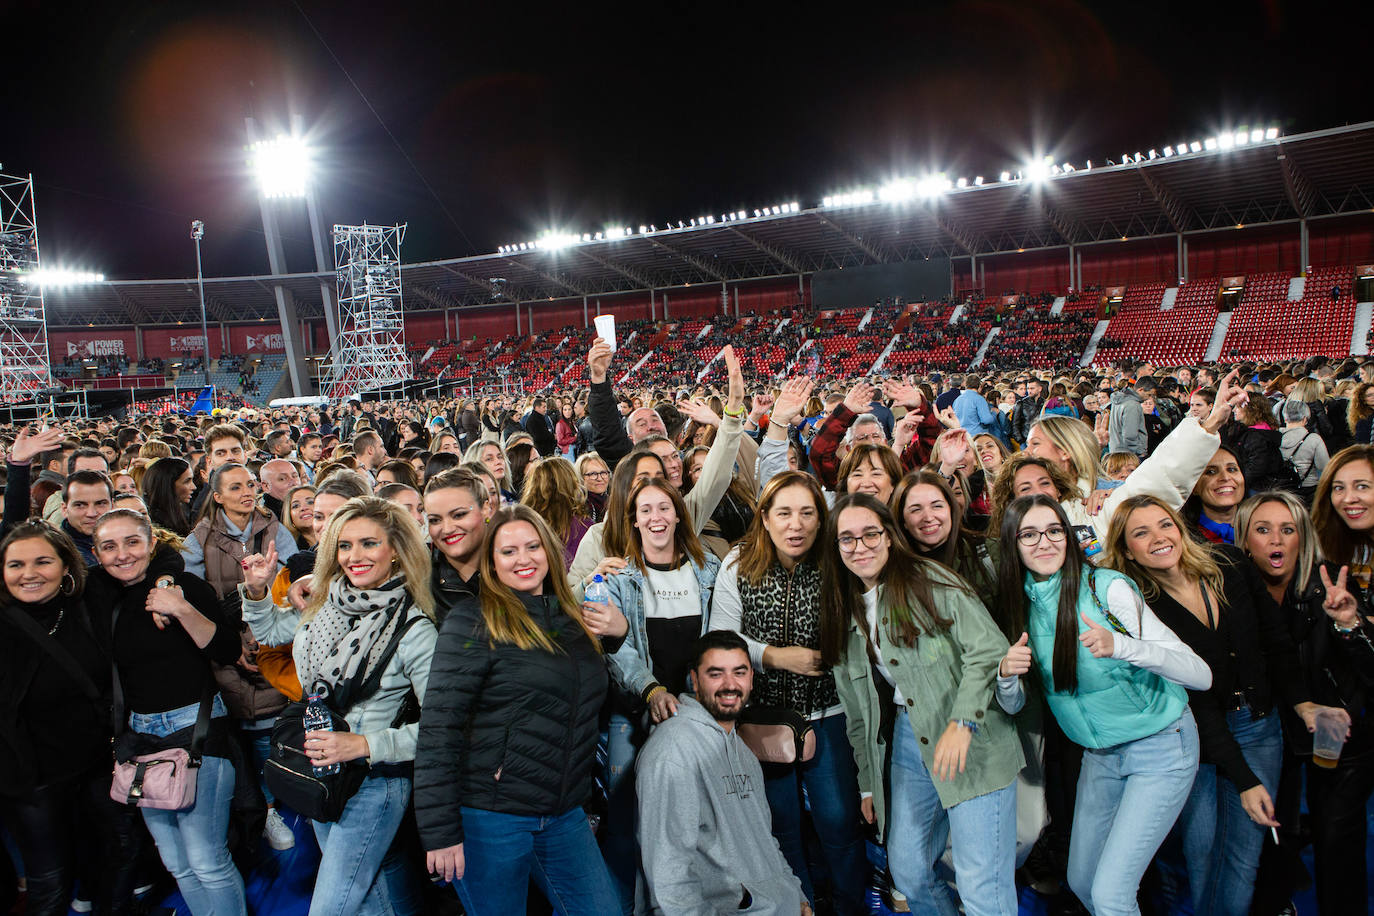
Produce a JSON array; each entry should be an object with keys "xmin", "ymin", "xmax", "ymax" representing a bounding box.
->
[
  {"xmin": 306, "ymin": 497, "xmax": 435, "ymax": 622},
  {"xmin": 1030, "ymin": 414, "xmax": 1103, "ymax": 485},
  {"xmin": 1101, "ymin": 494, "xmax": 1225, "ymax": 605},
  {"xmin": 476, "ymin": 506, "xmax": 600, "ymax": 653}
]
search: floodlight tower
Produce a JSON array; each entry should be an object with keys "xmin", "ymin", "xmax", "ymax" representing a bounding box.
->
[
  {"xmin": 0, "ymin": 171, "xmax": 53, "ymax": 401},
  {"xmin": 321, "ymin": 224, "xmax": 411, "ymax": 400}
]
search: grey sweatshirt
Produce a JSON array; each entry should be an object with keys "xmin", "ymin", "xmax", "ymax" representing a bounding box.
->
[
  {"xmin": 1109, "ymin": 388, "xmax": 1148, "ymax": 458},
  {"xmin": 636, "ymin": 695, "xmax": 805, "ymax": 916}
]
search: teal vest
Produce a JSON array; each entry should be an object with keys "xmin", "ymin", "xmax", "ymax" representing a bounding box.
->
[{"xmin": 1025, "ymin": 567, "xmax": 1187, "ymax": 749}]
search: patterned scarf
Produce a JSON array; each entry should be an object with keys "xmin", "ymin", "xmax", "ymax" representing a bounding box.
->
[{"xmin": 299, "ymin": 574, "xmax": 411, "ymax": 700}]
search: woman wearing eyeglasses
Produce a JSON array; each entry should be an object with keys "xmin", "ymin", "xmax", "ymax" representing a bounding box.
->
[
  {"xmin": 574, "ymin": 453, "xmax": 610, "ymax": 523},
  {"xmin": 997, "ymin": 494, "xmax": 1211, "ymax": 916},
  {"xmin": 822, "ymin": 493, "xmax": 1023, "ymax": 916}
]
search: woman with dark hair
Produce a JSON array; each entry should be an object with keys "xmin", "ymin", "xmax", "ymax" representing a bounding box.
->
[
  {"xmin": 821, "ymin": 493, "xmax": 1021, "ymax": 916},
  {"xmin": 892, "ymin": 468, "xmax": 1000, "ymax": 602},
  {"xmin": 1345, "ymin": 382, "xmax": 1374, "ymax": 444},
  {"xmin": 140, "ymin": 456, "xmax": 196, "ymax": 536},
  {"xmin": 1103, "ymin": 494, "xmax": 1337, "ymax": 916},
  {"xmin": 710, "ymin": 471, "xmax": 866, "ymax": 915},
  {"xmin": 1184, "ymin": 446, "xmax": 1247, "ymax": 545},
  {"xmin": 835, "ymin": 443, "xmax": 903, "ymax": 505},
  {"xmin": 566, "ymin": 451, "xmax": 669, "ymax": 596},
  {"xmin": 376, "ymin": 458, "xmax": 421, "ymax": 491},
  {"xmin": 1237, "ymin": 489, "xmax": 1374, "ymax": 914},
  {"xmin": 399, "ymin": 420, "xmax": 429, "ymax": 450},
  {"xmin": 996, "ymin": 494, "xmax": 1209, "ymax": 916},
  {"xmin": 283, "ymin": 484, "xmax": 317, "ymax": 549},
  {"xmin": 1228, "ymin": 393, "xmax": 1285, "ymax": 492},
  {"xmin": 504, "ymin": 436, "xmax": 539, "ymax": 497},
  {"xmin": 414, "ymin": 506, "xmax": 617, "ymax": 915},
  {"xmin": 555, "ymin": 401, "xmax": 578, "ymax": 457},
  {"xmin": 0, "ymin": 522, "xmax": 130, "ymax": 916}
]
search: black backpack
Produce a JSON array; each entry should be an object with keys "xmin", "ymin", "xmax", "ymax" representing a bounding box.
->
[{"xmin": 1271, "ymin": 432, "xmax": 1315, "ymax": 493}]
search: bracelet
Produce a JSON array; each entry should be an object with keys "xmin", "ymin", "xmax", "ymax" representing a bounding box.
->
[
  {"xmin": 951, "ymin": 719, "xmax": 979, "ymax": 734},
  {"xmin": 768, "ymin": 418, "xmax": 789, "ymax": 430},
  {"xmin": 642, "ymin": 684, "xmax": 667, "ymax": 703},
  {"xmin": 722, "ymin": 404, "xmax": 746, "ymax": 418}
]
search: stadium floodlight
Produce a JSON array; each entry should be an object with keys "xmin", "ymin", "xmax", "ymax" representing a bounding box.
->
[
  {"xmin": 1024, "ymin": 158, "xmax": 1051, "ymax": 182},
  {"xmin": 1062, "ymin": 163, "xmax": 1075, "ymax": 172},
  {"xmin": 1204, "ymin": 138, "xmax": 1218, "ymax": 151},
  {"xmin": 1162, "ymin": 146, "xmax": 1174, "ymax": 157},
  {"xmin": 1234, "ymin": 130, "xmax": 1249, "ymax": 146},
  {"xmin": 1250, "ymin": 129, "xmax": 1265, "ymax": 143},
  {"xmin": 1190, "ymin": 141, "xmax": 1203, "ymax": 153},
  {"xmin": 1085, "ymin": 161, "xmax": 1092, "ymax": 170},
  {"xmin": 956, "ymin": 177, "xmax": 968, "ymax": 188},
  {"xmin": 639, "ymin": 225, "xmax": 648, "ymax": 234},
  {"xmin": 789, "ymin": 202, "xmax": 800, "ymax": 212},
  {"xmin": 1265, "ymin": 127, "xmax": 1279, "ymax": 140},
  {"xmin": 248, "ymin": 134, "xmax": 311, "ymax": 199},
  {"xmin": 1147, "ymin": 149, "xmax": 1158, "ymax": 160},
  {"xmin": 917, "ymin": 174, "xmax": 951, "ymax": 197},
  {"xmin": 998, "ymin": 171, "xmax": 1012, "ymax": 183},
  {"xmin": 18, "ymin": 268, "xmax": 105, "ymax": 287},
  {"xmin": 879, "ymin": 179, "xmax": 916, "ymax": 203},
  {"xmin": 974, "ymin": 176, "xmax": 984, "ymax": 186}
]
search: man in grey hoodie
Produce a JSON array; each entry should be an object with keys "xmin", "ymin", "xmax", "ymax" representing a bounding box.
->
[
  {"xmin": 1109, "ymin": 376, "xmax": 1151, "ymax": 458},
  {"xmin": 637, "ymin": 631, "xmax": 811, "ymax": 916}
]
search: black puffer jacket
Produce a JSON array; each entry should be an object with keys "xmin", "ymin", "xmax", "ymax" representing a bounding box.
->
[{"xmin": 414, "ymin": 591, "xmax": 608, "ymax": 851}]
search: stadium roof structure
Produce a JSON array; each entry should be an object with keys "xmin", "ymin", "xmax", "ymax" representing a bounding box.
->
[{"xmin": 43, "ymin": 120, "xmax": 1374, "ymax": 328}]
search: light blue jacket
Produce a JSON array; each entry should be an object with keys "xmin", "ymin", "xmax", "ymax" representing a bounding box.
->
[
  {"xmin": 604, "ymin": 555, "xmax": 720, "ymax": 699},
  {"xmin": 240, "ymin": 588, "xmax": 437, "ymax": 765},
  {"xmin": 952, "ymin": 389, "xmax": 997, "ymax": 437}
]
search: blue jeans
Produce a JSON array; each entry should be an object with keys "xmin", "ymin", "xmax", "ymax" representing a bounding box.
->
[
  {"xmin": 243, "ymin": 722, "xmax": 274, "ymax": 805},
  {"xmin": 1176, "ymin": 707, "xmax": 1282, "ymax": 916},
  {"xmin": 1069, "ymin": 708, "xmax": 1199, "ymax": 916},
  {"xmin": 888, "ymin": 707, "xmax": 1017, "ymax": 916},
  {"xmin": 310, "ymin": 775, "xmax": 414, "ymax": 916},
  {"xmin": 602, "ymin": 711, "xmax": 649, "ymax": 915},
  {"xmin": 130, "ymin": 695, "xmax": 246, "ymax": 916},
  {"xmin": 455, "ymin": 806, "xmax": 618, "ymax": 916},
  {"xmin": 762, "ymin": 712, "xmax": 867, "ymax": 916}
]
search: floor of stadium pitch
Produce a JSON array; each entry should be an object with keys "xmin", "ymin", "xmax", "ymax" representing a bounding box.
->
[{"xmin": 96, "ymin": 792, "xmax": 1374, "ymax": 915}]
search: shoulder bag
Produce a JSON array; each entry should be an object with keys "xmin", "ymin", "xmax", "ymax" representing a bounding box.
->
[{"xmin": 738, "ymin": 705, "xmax": 816, "ymax": 765}]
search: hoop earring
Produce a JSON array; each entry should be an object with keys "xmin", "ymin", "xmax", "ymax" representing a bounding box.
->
[{"xmin": 61, "ymin": 571, "xmax": 76, "ymax": 596}]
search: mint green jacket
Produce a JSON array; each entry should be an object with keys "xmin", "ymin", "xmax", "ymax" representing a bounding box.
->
[{"xmin": 832, "ymin": 562, "xmax": 1025, "ymax": 834}]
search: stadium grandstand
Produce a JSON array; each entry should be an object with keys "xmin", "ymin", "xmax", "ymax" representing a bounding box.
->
[{"xmin": 33, "ymin": 121, "xmax": 1374, "ymax": 407}]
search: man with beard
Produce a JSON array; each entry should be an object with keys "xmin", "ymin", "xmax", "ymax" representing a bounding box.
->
[{"xmin": 636, "ymin": 631, "xmax": 810, "ymax": 916}]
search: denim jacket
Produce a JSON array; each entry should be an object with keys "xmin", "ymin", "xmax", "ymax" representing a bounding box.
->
[{"xmin": 604, "ymin": 554, "xmax": 720, "ymax": 699}]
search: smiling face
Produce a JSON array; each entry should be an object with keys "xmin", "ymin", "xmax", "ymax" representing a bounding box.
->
[
  {"xmin": 845, "ymin": 455, "xmax": 895, "ymax": 504},
  {"xmin": 762, "ymin": 484, "xmax": 820, "ymax": 567},
  {"xmin": 634, "ymin": 485, "xmax": 679, "ymax": 563},
  {"xmin": 63, "ymin": 482, "xmax": 112, "ymax": 536},
  {"xmin": 835, "ymin": 505, "xmax": 889, "ymax": 589},
  {"xmin": 289, "ymin": 490, "xmax": 316, "ymax": 533},
  {"xmin": 1012, "ymin": 464, "xmax": 1060, "ymax": 500},
  {"xmin": 335, "ymin": 518, "xmax": 396, "ymax": 590},
  {"xmin": 113, "ymin": 473, "xmax": 138, "ymax": 496},
  {"xmin": 902, "ymin": 483, "xmax": 954, "ymax": 549},
  {"xmin": 1025, "ymin": 427, "xmax": 1073, "ymax": 476},
  {"xmin": 213, "ymin": 467, "xmax": 258, "ymax": 519},
  {"xmin": 692, "ymin": 647, "xmax": 752, "ymax": 723},
  {"xmin": 492, "ymin": 520, "xmax": 548, "ymax": 594},
  {"xmin": 581, "ymin": 458, "xmax": 610, "ymax": 495},
  {"xmin": 426, "ymin": 485, "xmax": 489, "ymax": 565},
  {"xmin": 633, "ymin": 455, "xmax": 663, "ymax": 485},
  {"xmin": 1016, "ymin": 504, "xmax": 1068, "ymax": 578},
  {"xmin": 627, "ymin": 407, "xmax": 667, "ymax": 443},
  {"xmin": 95, "ymin": 517, "xmax": 152, "ymax": 585},
  {"xmin": 1244, "ymin": 499, "xmax": 1300, "ymax": 582},
  {"xmin": 312, "ymin": 492, "xmax": 349, "ymax": 544},
  {"xmin": 687, "ymin": 451, "xmax": 707, "ymax": 485},
  {"xmin": 1330, "ymin": 458, "xmax": 1374, "ymax": 532},
  {"xmin": 1194, "ymin": 449, "xmax": 1244, "ymax": 513},
  {"xmin": 4, "ymin": 537, "xmax": 65, "ymax": 605},
  {"xmin": 1123, "ymin": 504, "xmax": 1183, "ymax": 575},
  {"xmin": 647, "ymin": 441, "xmax": 683, "ymax": 488},
  {"xmin": 974, "ymin": 436, "xmax": 1004, "ymax": 473}
]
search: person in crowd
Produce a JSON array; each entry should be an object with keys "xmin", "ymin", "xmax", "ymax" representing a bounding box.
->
[
  {"xmin": 996, "ymin": 494, "xmax": 1211, "ymax": 916},
  {"xmin": 240, "ymin": 497, "xmax": 437, "ymax": 915},
  {"xmin": 710, "ymin": 470, "xmax": 866, "ymax": 914},
  {"xmin": 575, "ymin": 451, "xmax": 610, "ymax": 522},
  {"xmin": 893, "ymin": 468, "xmax": 1000, "ymax": 600},
  {"xmin": 1108, "ymin": 376, "xmax": 1150, "ymax": 458},
  {"xmin": 1183, "ymin": 446, "xmax": 1247, "ymax": 545},
  {"xmin": 424, "ymin": 468, "xmax": 493, "ymax": 621},
  {"xmin": 1228, "ymin": 393, "xmax": 1286, "ymax": 492},
  {"xmin": 598, "ymin": 478, "xmax": 721, "ymax": 912},
  {"xmin": 283, "ymin": 484, "xmax": 318, "ymax": 549},
  {"xmin": 377, "ymin": 482, "xmax": 426, "ymax": 532},
  {"xmin": 952, "ymin": 373, "xmax": 997, "ymax": 436},
  {"xmin": 636, "ymin": 630, "xmax": 812, "ymax": 916},
  {"xmin": 463, "ymin": 440, "xmax": 516, "ymax": 505},
  {"xmin": 0, "ymin": 521, "xmax": 131, "ymax": 916},
  {"xmin": 85, "ymin": 508, "xmax": 247, "ymax": 916},
  {"xmin": 1279, "ymin": 400, "xmax": 1329, "ymax": 504},
  {"xmin": 258, "ymin": 459, "xmax": 301, "ymax": 522},
  {"xmin": 520, "ymin": 455, "xmax": 593, "ymax": 566},
  {"xmin": 503, "ymin": 433, "xmax": 539, "ymax": 497},
  {"xmin": 113, "ymin": 470, "xmax": 139, "ymax": 497},
  {"xmin": 834, "ymin": 443, "xmax": 903, "ymax": 504},
  {"xmin": 141, "ymin": 456, "xmax": 196, "ymax": 537},
  {"xmin": 555, "ymin": 401, "xmax": 579, "ymax": 457},
  {"xmin": 1237, "ymin": 489, "xmax": 1373, "ymax": 914},
  {"xmin": 376, "ymin": 459, "xmax": 421, "ymax": 491},
  {"xmin": 973, "ymin": 433, "xmax": 1011, "ymax": 478},
  {"xmin": 191, "ymin": 424, "xmax": 250, "ymax": 516},
  {"xmin": 1103, "ymin": 493, "xmax": 1341, "ymax": 916},
  {"xmin": 1345, "ymin": 382, "xmax": 1374, "ymax": 444},
  {"xmin": 414, "ymin": 506, "xmax": 618, "ymax": 915},
  {"xmin": 822, "ymin": 493, "xmax": 1022, "ymax": 916}
]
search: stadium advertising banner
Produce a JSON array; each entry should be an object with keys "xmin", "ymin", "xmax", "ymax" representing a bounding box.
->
[
  {"xmin": 49, "ymin": 330, "xmax": 138, "ymax": 360},
  {"xmin": 142, "ymin": 328, "xmax": 223, "ymax": 359},
  {"xmin": 229, "ymin": 325, "xmax": 286, "ymax": 352}
]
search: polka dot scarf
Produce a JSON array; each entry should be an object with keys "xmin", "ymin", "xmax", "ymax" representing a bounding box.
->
[{"xmin": 300, "ymin": 574, "xmax": 412, "ymax": 699}]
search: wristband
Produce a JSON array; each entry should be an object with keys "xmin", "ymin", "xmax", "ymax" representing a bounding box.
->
[
  {"xmin": 643, "ymin": 684, "xmax": 667, "ymax": 703},
  {"xmin": 951, "ymin": 719, "xmax": 979, "ymax": 734},
  {"xmin": 722, "ymin": 404, "xmax": 746, "ymax": 418}
]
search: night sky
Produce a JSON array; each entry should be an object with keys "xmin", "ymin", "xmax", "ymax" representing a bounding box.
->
[{"xmin": 8, "ymin": 0, "xmax": 1372, "ymax": 280}]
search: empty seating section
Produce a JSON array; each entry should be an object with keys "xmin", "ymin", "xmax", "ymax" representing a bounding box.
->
[
  {"xmin": 1094, "ymin": 279, "xmax": 1218, "ymax": 366},
  {"xmin": 1222, "ymin": 266, "xmax": 1357, "ymax": 361}
]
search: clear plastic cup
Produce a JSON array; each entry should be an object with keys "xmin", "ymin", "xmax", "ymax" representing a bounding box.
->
[{"xmin": 1312, "ymin": 708, "xmax": 1347, "ymax": 769}]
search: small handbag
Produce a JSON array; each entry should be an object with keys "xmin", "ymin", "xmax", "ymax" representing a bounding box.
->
[
  {"xmin": 738, "ymin": 705, "xmax": 816, "ymax": 765},
  {"xmin": 108, "ymin": 594, "xmax": 214, "ymax": 811}
]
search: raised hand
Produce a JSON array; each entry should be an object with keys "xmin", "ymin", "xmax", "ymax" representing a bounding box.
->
[
  {"xmin": 771, "ymin": 377, "xmax": 815, "ymax": 428},
  {"xmin": 843, "ymin": 380, "xmax": 876, "ymax": 415},
  {"xmin": 936, "ymin": 428, "xmax": 972, "ymax": 473},
  {"xmin": 678, "ymin": 398, "xmax": 722, "ymax": 427},
  {"xmin": 723, "ymin": 346, "xmax": 745, "ymax": 412},
  {"xmin": 999, "ymin": 632, "xmax": 1032, "ymax": 677},
  {"xmin": 937, "ymin": 406, "xmax": 961, "ymax": 429},
  {"xmin": 1202, "ymin": 369, "xmax": 1247, "ymax": 434},
  {"xmin": 9, "ymin": 424, "xmax": 64, "ymax": 464},
  {"xmin": 1319, "ymin": 565, "xmax": 1360, "ymax": 628},
  {"xmin": 587, "ymin": 337, "xmax": 613, "ymax": 384},
  {"xmin": 241, "ymin": 542, "xmax": 280, "ymax": 600},
  {"xmin": 883, "ymin": 377, "xmax": 924, "ymax": 409},
  {"xmin": 1079, "ymin": 612, "xmax": 1115, "ymax": 658}
]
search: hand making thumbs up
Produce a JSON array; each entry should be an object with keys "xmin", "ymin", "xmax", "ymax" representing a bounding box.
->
[
  {"xmin": 1079, "ymin": 613, "xmax": 1115, "ymax": 658},
  {"xmin": 999, "ymin": 632, "xmax": 1033, "ymax": 677}
]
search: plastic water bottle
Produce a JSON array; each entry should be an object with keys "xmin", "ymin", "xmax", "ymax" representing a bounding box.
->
[
  {"xmin": 303, "ymin": 694, "xmax": 340, "ymax": 776},
  {"xmin": 585, "ymin": 574, "xmax": 609, "ymax": 607}
]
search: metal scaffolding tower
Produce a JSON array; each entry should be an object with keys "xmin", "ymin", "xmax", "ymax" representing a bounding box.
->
[
  {"xmin": 321, "ymin": 223, "xmax": 411, "ymax": 401},
  {"xmin": 0, "ymin": 172, "xmax": 52, "ymax": 401}
]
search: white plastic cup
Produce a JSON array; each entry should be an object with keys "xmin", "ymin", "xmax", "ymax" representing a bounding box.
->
[
  {"xmin": 594, "ymin": 313, "xmax": 617, "ymax": 352},
  {"xmin": 1312, "ymin": 708, "xmax": 1347, "ymax": 768}
]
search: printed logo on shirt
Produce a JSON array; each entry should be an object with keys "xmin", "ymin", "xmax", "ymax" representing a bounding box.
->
[
  {"xmin": 654, "ymin": 587, "xmax": 693, "ymax": 601},
  {"xmin": 722, "ymin": 772, "xmax": 754, "ymax": 799}
]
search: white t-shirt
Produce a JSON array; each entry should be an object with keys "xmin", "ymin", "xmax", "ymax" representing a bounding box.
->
[
  {"xmin": 862, "ymin": 586, "xmax": 907, "ymax": 705},
  {"xmin": 643, "ymin": 562, "xmax": 701, "ymax": 620}
]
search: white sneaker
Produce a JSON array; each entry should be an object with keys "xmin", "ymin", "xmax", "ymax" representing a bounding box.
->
[{"xmin": 263, "ymin": 807, "xmax": 296, "ymax": 851}]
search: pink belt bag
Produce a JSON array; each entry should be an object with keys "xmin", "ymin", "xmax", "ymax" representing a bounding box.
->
[{"xmin": 738, "ymin": 706, "xmax": 816, "ymax": 765}]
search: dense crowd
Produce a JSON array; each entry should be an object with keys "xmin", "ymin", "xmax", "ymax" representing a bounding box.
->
[{"xmin": 0, "ymin": 338, "xmax": 1370, "ymax": 916}]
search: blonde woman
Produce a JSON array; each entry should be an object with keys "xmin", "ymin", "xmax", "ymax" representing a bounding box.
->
[
  {"xmin": 413, "ymin": 506, "xmax": 617, "ymax": 915},
  {"xmin": 240, "ymin": 497, "xmax": 437, "ymax": 915},
  {"xmin": 520, "ymin": 456, "xmax": 593, "ymax": 565}
]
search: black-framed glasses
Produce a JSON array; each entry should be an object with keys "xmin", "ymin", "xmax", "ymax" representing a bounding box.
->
[
  {"xmin": 1016, "ymin": 525, "xmax": 1067, "ymax": 547},
  {"xmin": 582, "ymin": 470, "xmax": 610, "ymax": 480},
  {"xmin": 837, "ymin": 530, "xmax": 885, "ymax": 553}
]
